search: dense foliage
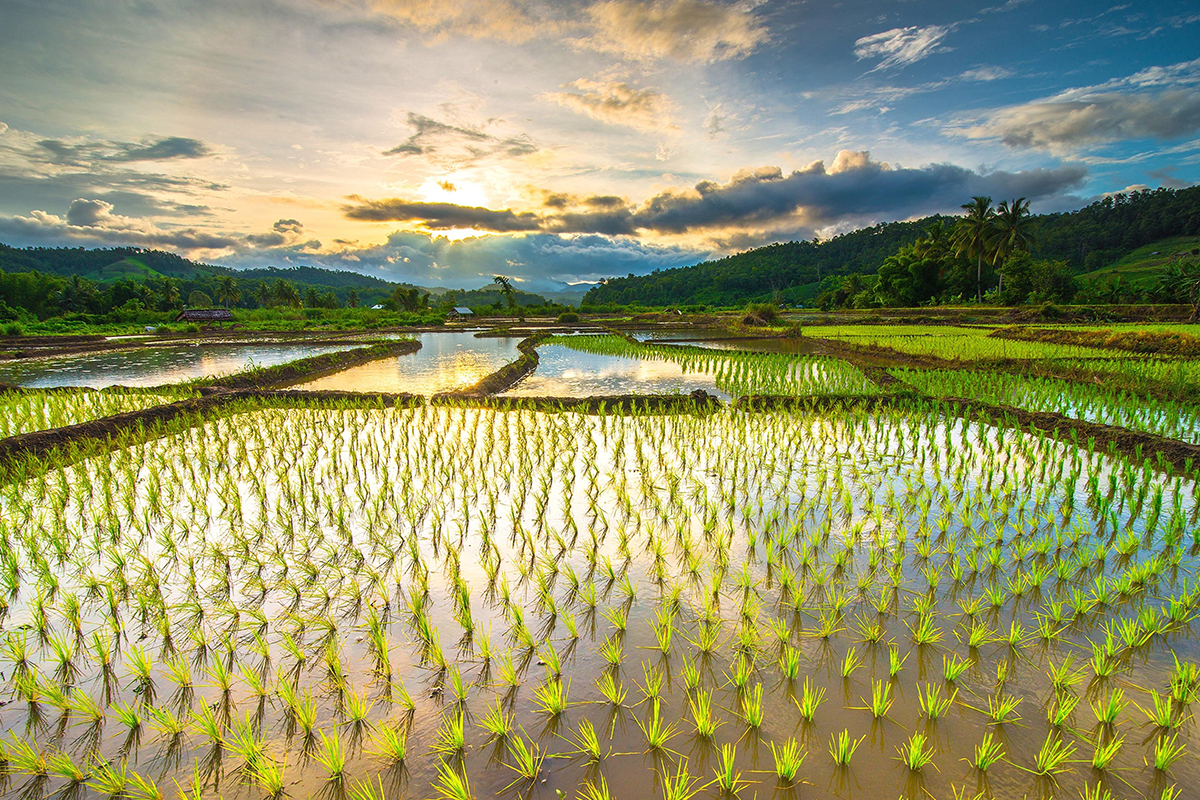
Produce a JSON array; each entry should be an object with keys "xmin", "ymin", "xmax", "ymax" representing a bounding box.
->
[
  {"xmin": 0, "ymin": 244, "xmax": 559, "ymax": 331},
  {"xmin": 585, "ymin": 186, "xmax": 1200, "ymax": 308}
]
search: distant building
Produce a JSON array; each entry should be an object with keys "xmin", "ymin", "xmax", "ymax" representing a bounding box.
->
[
  {"xmin": 370, "ymin": 304, "xmax": 385, "ymax": 310},
  {"xmin": 448, "ymin": 306, "xmax": 474, "ymax": 318},
  {"xmin": 175, "ymin": 308, "xmax": 233, "ymax": 323}
]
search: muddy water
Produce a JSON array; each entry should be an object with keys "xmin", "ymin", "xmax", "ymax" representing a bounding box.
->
[
  {"xmin": 296, "ymin": 331, "xmax": 522, "ymax": 394},
  {"xmin": 0, "ymin": 343, "xmax": 356, "ymax": 388},
  {"xmin": 0, "ymin": 406, "xmax": 1196, "ymax": 800}
]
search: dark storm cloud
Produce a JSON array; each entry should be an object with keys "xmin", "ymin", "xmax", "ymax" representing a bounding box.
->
[
  {"xmin": 344, "ymin": 151, "xmax": 1087, "ymax": 237},
  {"xmin": 343, "ymin": 196, "xmax": 544, "ymax": 232}
]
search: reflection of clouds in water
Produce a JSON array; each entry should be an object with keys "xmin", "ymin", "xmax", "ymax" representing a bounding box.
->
[
  {"xmin": 0, "ymin": 344, "xmax": 353, "ymax": 388},
  {"xmin": 507, "ymin": 348, "xmax": 726, "ymax": 398},
  {"xmin": 301, "ymin": 332, "xmax": 522, "ymax": 395}
]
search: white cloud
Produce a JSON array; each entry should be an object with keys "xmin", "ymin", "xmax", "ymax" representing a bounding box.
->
[
  {"xmin": 854, "ymin": 25, "xmax": 953, "ymax": 71},
  {"xmin": 542, "ymin": 79, "xmax": 677, "ymax": 132},
  {"xmin": 578, "ymin": 0, "xmax": 767, "ymax": 63}
]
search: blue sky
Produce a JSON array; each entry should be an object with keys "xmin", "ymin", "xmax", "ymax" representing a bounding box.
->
[{"xmin": 0, "ymin": 0, "xmax": 1197, "ymax": 290}]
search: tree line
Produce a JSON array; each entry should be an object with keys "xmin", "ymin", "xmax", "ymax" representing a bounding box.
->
[{"xmin": 583, "ymin": 186, "xmax": 1200, "ymax": 309}]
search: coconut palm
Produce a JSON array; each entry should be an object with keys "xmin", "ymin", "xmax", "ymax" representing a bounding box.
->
[
  {"xmin": 990, "ymin": 197, "xmax": 1037, "ymax": 293},
  {"xmin": 493, "ymin": 275, "xmax": 516, "ymax": 312},
  {"xmin": 951, "ymin": 196, "xmax": 997, "ymax": 301},
  {"xmin": 216, "ymin": 276, "xmax": 241, "ymax": 308}
]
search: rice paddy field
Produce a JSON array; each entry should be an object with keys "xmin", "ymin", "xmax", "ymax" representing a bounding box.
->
[{"xmin": 0, "ymin": 324, "xmax": 1198, "ymax": 800}]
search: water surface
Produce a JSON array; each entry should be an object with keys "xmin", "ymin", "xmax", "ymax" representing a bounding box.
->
[
  {"xmin": 0, "ymin": 343, "xmax": 354, "ymax": 388},
  {"xmin": 504, "ymin": 343, "xmax": 728, "ymax": 398},
  {"xmin": 297, "ymin": 331, "xmax": 522, "ymax": 394}
]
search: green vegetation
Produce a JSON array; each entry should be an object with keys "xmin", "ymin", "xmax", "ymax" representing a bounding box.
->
[
  {"xmin": 584, "ymin": 186, "xmax": 1200, "ymax": 309},
  {"xmin": 0, "ymin": 314, "xmax": 1198, "ymax": 800}
]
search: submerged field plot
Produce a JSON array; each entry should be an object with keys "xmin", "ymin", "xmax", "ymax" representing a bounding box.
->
[{"xmin": 0, "ymin": 396, "xmax": 1197, "ymax": 800}]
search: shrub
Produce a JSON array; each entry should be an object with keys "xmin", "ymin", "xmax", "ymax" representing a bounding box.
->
[
  {"xmin": 743, "ymin": 302, "xmax": 779, "ymax": 326},
  {"xmin": 2, "ymin": 322, "xmax": 23, "ymax": 337},
  {"xmin": 557, "ymin": 311, "xmax": 581, "ymax": 323}
]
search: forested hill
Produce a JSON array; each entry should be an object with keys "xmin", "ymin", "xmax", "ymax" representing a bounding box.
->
[{"xmin": 583, "ymin": 186, "xmax": 1200, "ymax": 307}]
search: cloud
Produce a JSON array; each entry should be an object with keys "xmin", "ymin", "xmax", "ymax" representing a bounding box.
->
[
  {"xmin": 36, "ymin": 136, "xmax": 212, "ymax": 167},
  {"xmin": 344, "ymin": 151, "xmax": 1087, "ymax": 239},
  {"xmin": 960, "ymin": 90, "xmax": 1200, "ymax": 151},
  {"xmin": 0, "ymin": 199, "xmax": 239, "ymax": 250},
  {"xmin": 383, "ymin": 112, "xmax": 537, "ymax": 167},
  {"xmin": 343, "ymin": 196, "xmax": 544, "ymax": 232},
  {"xmin": 542, "ymin": 79, "xmax": 676, "ymax": 132},
  {"xmin": 334, "ymin": 0, "xmax": 556, "ymax": 44},
  {"xmin": 231, "ymin": 228, "xmax": 709, "ymax": 291},
  {"xmin": 854, "ymin": 25, "xmax": 953, "ymax": 71},
  {"xmin": 578, "ymin": 0, "xmax": 767, "ymax": 63},
  {"xmin": 954, "ymin": 58, "xmax": 1200, "ymax": 152}
]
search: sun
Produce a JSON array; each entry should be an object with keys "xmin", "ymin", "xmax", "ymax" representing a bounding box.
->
[{"xmin": 418, "ymin": 177, "xmax": 489, "ymax": 207}]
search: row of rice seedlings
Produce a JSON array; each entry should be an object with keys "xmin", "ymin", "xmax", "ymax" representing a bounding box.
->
[
  {"xmin": 0, "ymin": 399, "xmax": 1194, "ymax": 798},
  {"xmin": 0, "ymin": 389, "xmax": 187, "ymax": 439},
  {"xmin": 895, "ymin": 368, "xmax": 1200, "ymax": 445},
  {"xmin": 546, "ymin": 334, "xmax": 877, "ymax": 396}
]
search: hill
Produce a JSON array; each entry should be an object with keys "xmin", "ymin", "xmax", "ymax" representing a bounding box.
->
[
  {"xmin": 1077, "ymin": 235, "xmax": 1200, "ymax": 288},
  {"xmin": 584, "ymin": 186, "xmax": 1200, "ymax": 307}
]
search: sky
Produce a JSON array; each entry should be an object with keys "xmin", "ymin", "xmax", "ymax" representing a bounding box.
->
[{"xmin": 1, "ymin": 0, "xmax": 1198, "ymax": 292}]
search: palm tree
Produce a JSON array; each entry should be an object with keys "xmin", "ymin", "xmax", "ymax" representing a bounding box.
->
[
  {"xmin": 1157, "ymin": 261, "xmax": 1200, "ymax": 322},
  {"xmin": 493, "ymin": 275, "xmax": 517, "ymax": 312},
  {"xmin": 273, "ymin": 279, "xmax": 301, "ymax": 308},
  {"xmin": 951, "ymin": 196, "xmax": 997, "ymax": 302},
  {"xmin": 990, "ymin": 198, "xmax": 1037, "ymax": 293},
  {"xmin": 216, "ymin": 276, "xmax": 241, "ymax": 308}
]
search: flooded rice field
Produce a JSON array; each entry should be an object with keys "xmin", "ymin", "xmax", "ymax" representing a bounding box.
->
[
  {"xmin": 296, "ymin": 332, "xmax": 522, "ymax": 395},
  {"xmin": 0, "ymin": 344, "xmax": 356, "ymax": 389},
  {"xmin": 504, "ymin": 344, "xmax": 730, "ymax": 399},
  {"xmin": 0, "ymin": 403, "xmax": 1196, "ymax": 800}
]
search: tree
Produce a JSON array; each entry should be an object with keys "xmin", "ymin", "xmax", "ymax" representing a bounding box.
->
[
  {"xmin": 216, "ymin": 276, "xmax": 241, "ymax": 308},
  {"xmin": 187, "ymin": 290, "xmax": 213, "ymax": 308},
  {"xmin": 990, "ymin": 198, "xmax": 1037, "ymax": 294},
  {"xmin": 391, "ymin": 286, "xmax": 426, "ymax": 312},
  {"xmin": 304, "ymin": 287, "xmax": 319, "ymax": 308},
  {"xmin": 1156, "ymin": 260, "xmax": 1200, "ymax": 322},
  {"xmin": 159, "ymin": 279, "xmax": 181, "ymax": 310},
  {"xmin": 951, "ymin": 196, "xmax": 997, "ymax": 302},
  {"xmin": 493, "ymin": 275, "xmax": 517, "ymax": 312},
  {"xmin": 273, "ymin": 279, "xmax": 300, "ymax": 308},
  {"xmin": 346, "ymin": 289, "xmax": 359, "ymax": 308}
]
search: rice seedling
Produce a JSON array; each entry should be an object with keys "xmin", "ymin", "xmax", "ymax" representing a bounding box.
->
[
  {"xmin": 568, "ymin": 719, "xmax": 606, "ymax": 763},
  {"xmin": 431, "ymin": 760, "xmax": 472, "ymax": 800},
  {"xmin": 503, "ymin": 734, "xmax": 547, "ymax": 787},
  {"xmin": 689, "ymin": 689, "xmax": 720, "ymax": 738},
  {"xmin": 863, "ymin": 680, "xmax": 894, "ymax": 719},
  {"xmin": 637, "ymin": 700, "xmax": 678, "ymax": 752},
  {"xmin": 919, "ymin": 684, "xmax": 956, "ymax": 720},
  {"xmin": 829, "ymin": 730, "xmax": 864, "ymax": 766},
  {"xmin": 1031, "ymin": 733, "xmax": 1076, "ymax": 777},
  {"xmin": 794, "ymin": 677, "xmax": 826, "ymax": 722},
  {"xmin": 770, "ymin": 738, "xmax": 806, "ymax": 784},
  {"xmin": 1152, "ymin": 734, "xmax": 1186, "ymax": 772},
  {"xmin": 1092, "ymin": 688, "xmax": 1126, "ymax": 726},
  {"xmin": 1090, "ymin": 735, "xmax": 1123, "ymax": 771},
  {"xmin": 896, "ymin": 732, "xmax": 936, "ymax": 771},
  {"xmin": 970, "ymin": 732, "xmax": 1005, "ymax": 771},
  {"xmin": 365, "ymin": 715, "xmax": 407, "ymax": 766}
]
